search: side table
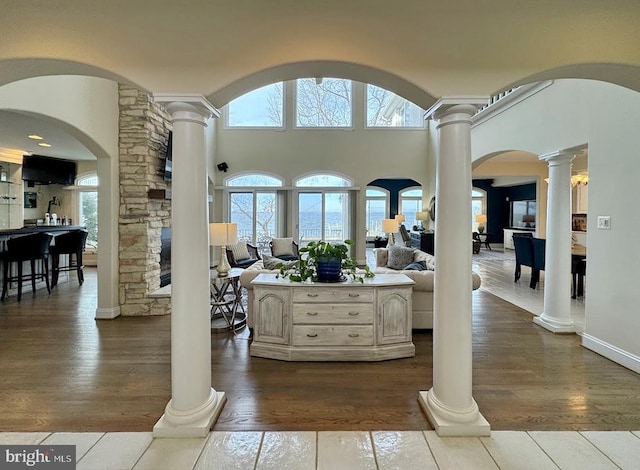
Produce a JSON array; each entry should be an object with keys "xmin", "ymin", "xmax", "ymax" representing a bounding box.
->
[{"xmin": 210, "ymin": 267, "xmax": 247, "ymax": 334}]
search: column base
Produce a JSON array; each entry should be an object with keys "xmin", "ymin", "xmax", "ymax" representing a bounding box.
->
[
  {"xmin": 95, "ymin": 306, "xmax": 121, "ymax": 319},
  {"xmin": 153, "ymin": 390, "xmax": 226, "ymax": 438},
  {"xmin": 534, "ymin": 314, "xmax": 575, "ymax": 334},
  {"xmin": 419, "ymin": 390, "xmax": 490, "ymax": 437}
]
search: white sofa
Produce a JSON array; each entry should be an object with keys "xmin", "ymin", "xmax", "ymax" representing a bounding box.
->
[{"xmin": 373, "ymin": 247, "xmax": 481, "ymax": 329}]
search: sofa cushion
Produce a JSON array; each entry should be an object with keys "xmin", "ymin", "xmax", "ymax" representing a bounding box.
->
[
  {"xmin": 229, "ymin": 241, "xmax": 251, "ymax": 261},
  {"xmin": 387, "ymin": 245, "xmax": 415, "ymax": 270},
  {"xmin": 272, "ymin": 237, "xmax": 294, "ymax": 257}
]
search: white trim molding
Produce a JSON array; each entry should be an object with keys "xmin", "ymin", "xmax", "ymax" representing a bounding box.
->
[
  {"xmin": 582, "ymin": 333, "xmax": 640, "ymax": 374},
  {"xmin": 95, "ymin": 306, "xmax": 121, "ymax": 320}
]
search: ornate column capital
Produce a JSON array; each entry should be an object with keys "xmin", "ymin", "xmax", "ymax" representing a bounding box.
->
[
  {"xmin": 424, "ymin": 96, "xmax": 489, "ymax": 123},
  {"xmin": 153, "ymin": 94, "xmax": 220, "ymax": 125},
  {"xmin": 539, "ymin": 150, "xmax": 575, "ymax": 167}
]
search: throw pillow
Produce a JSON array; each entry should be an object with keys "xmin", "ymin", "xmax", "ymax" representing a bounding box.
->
[
  {"xmin": 263, "ymin": 254, "xmax": 297, "ymax": 270},
  {"xmin": 404, "ymin": 260, "xmax": 427, "ymax": 271},
  {"xmin": 229, "ymin": 242, "xmax": 251, "ymax": 261},
  {"xmin": 271, "ymin": 237, "xmax": 294, "ymax": 257},
  {"xmin": 387, "ymin": 245, "xmax": 415, "ymax": 270}
]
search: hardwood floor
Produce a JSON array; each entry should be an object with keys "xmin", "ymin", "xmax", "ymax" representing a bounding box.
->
[{"xmin": 1, "ymin": 268, "xmax": 639, "ymax": 433}]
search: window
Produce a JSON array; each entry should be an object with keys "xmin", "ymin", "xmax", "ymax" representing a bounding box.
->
[
  {"xmin": 295, "ymin": 173, "xmax": 352, "ymax": 243},
  {"xmin": 365, "ymin": 188, "xmax": 389, "ymax": 237},
  {"xmin": 295, "ymin": 78, "xmax": 352, "ymax": 127},
  {"xmin": 226, "ymin": 82, "xmax": 284, "ymax": 127},
  {"xmin": 226, "ymin": 174, "xmax": 284, "ymax": 253},
  {"xmin": 75, "ymin": 174, "xmax": 98, "ymax": 252},
  {"xmin": 366, "ymin": 85, "xmax": 425, "ymax": 128},
  {"xmin": 399, "ymin": 187, "xmax": 423, "ymax": 227},
  {"xmin": 472, "ymin": 188, "xmax": 487, "ymax": 230}
]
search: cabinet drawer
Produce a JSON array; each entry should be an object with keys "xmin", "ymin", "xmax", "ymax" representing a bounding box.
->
[
  {"xmin": 292, "ymin": 325, "xmax": 373, "ymax": 346},
  {"xmin": 292, "ymin": 304, "xmax": 374, "ymax": 324},
  {"xmin": 292, "ymin": 288, "xmax": 373, "ymax": 303}
]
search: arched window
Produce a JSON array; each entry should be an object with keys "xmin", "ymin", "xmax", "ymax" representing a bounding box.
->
[
  {"xmin": 294, "ymin": 173, "xmax": 353, "ymax": 243},
  {"xmin": 366, "ymin": 85, "xmax": 425, "ymax": 128},
  {"xmin": 365, "ymin": 187, "xmax": 389, "ymax": 237},
  {"xmin": 74, "ymin": 173, "xmax": 98, "ymax": 251},
  {"xmin": 225, "ymin": 82, "xmax": 284, "ymax": 128},
  {"xmin": 399, "ymin": 187, "xmax": 423, "ymax": 227},
  {"xmin": 226, "ymin": 173, "xmax": 284, "ymax": 253}
]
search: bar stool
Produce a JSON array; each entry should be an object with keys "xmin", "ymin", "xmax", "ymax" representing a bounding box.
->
[
  {"xmin": 1, "ymin": 232, "xmax": 54, "ymax": 301},
  {"xmin": 50, "ymin": 229, "xmax": 88, "ymax": 287}
]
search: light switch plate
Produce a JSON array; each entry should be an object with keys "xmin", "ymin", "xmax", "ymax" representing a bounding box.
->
[{"xmin": 597, "ymin": 216, "xmax": 611, "ymax": 230}]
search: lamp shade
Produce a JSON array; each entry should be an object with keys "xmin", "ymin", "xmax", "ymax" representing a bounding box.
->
[
  {"xmin": 395, "ymin": 214, "xmax": 406, "ymax": 223},
  {"xmin": 475, "ymin": 214, "xmax": 487, "ymax": 224},
  {"xmin": 209, "ymin": 222, "xmax": 238, "ymax": 246},
  {"xmin": 382, "ymin": 218, "xmax": 398, "ymax": 233},
  {"xmin": 416, "ymin": 211, "xmax": 429, "ymax": 221}
]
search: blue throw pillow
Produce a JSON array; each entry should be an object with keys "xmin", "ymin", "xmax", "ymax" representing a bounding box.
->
[{"xmin": 404, "ymin": 260, "xmax": 427, "ymax": 271}]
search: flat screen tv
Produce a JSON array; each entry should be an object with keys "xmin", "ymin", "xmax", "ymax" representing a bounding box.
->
[
  {"xmin": 22, "ymin": 155, "xmax": 77, "ymax": 185},
  {"xmin": 163, "ymin": 131, "xmax": 173, "ymax": 183}
]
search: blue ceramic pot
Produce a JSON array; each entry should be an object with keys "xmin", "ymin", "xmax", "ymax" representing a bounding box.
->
[{"xmin": 316, "ymin": 256, "xmax": 342, "ymax": 282}]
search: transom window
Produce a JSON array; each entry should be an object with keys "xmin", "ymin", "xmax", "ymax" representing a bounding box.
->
[
  {"xmin": 226, "ymin": 174, "xmax": 283, "ymax": 187},
  {"xmin": 366, "ymin": 85, "xmax": 425, "ymax": 128},
  {"xmin": 226, "ymin": 82, "xmax": 284, "ymax": 128},
  {"xmin": 295, "ymin": 174, "xmax": 352, "ymax": 187},
  {"xmin": 295, "ymin": 78, "xmax": 352, "ymax": 128}
]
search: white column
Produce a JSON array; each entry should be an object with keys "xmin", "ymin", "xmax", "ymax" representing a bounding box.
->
[
  {"xmin": 534, "ymin": 151, "xmax": 575, "ymax": 333},
  {"xmin": 419, "ymin": 98, "xmax": 490, "ymax": 436},
  {"xmin": 152, "ymin": 95, "xmax": 225, "ymax": 437}
]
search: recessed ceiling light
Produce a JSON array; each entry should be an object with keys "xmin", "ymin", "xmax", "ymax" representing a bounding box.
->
[
  {"xmin": 28, "ymin": 134, "xmax": 43, "ymax": 140},
  {"xmin": 38, "ymin": 142, "xmax": 51, "ymax": 148}
]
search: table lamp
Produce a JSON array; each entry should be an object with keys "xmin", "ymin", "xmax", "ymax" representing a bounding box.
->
[
  {"xmin": 382, "ymin": 218, "xmax": 398, "ymax": 247},
  {"xmin": 209, "ymin": 222, "xmax": 238, "ymax": 277},
  {"xmin": 395, "ymin": 214, "xmax": 406, "ymax": 225},
  {"xmin": 415, "ymin": 210, "xmax": 429, "ymax": 230},
  {"xmin": 476, "ymin": 214, "xmax": 487, "ymax": 233}
]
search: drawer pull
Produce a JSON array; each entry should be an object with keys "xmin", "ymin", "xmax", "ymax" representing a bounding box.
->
[
  {"xmin": 307, "ymin": 312, "xmax": 318, "ymax": 316},
  {"xmin": 348, "ymin": 293, "xmax": 359, "ymax": 298},
  {"xmin": 307, "ymin": 293, "xmax": 319, "ymax": 298},
  {"xmin": 348, "ymin": 311, "xmax": 359, "ymax": 316},
  {"xmin": 348, "ymin": 333, "xmax": 360, "ymax": 338},
  {"xmin": 307, "ymin": 333, "xmax": 318, "ymax": 338}
]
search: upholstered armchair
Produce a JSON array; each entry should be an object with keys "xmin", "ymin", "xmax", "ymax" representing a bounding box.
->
[{"xmin": 226, "ymin": 242, "xmax": 261, "ymax": 268}]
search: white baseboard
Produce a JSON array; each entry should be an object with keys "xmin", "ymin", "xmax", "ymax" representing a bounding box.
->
[
  {"xmin": 95, "ymin": 306, "xmax": 121, "ymax": 320},
  {"xmin": 582, "ymin": 333, "xmax": 640, "ymax": 374}
]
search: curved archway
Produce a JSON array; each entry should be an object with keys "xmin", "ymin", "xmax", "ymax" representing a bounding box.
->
[
  {"xmin": 493, "ymin": 63, "xmax": 640, "ymax": 96},
  {"xmin": 208, "ymin": 60, "xmax": 438, "ymax": 109}
]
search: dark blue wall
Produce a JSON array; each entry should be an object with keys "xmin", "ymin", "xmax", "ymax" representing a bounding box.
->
[
  {"xmin": 368, "ymin": 178, "xmax": 421, "ymax": 218},
  {"xmin": 473, "ymin": 179, "xmax": 536, "ymax": 243}
]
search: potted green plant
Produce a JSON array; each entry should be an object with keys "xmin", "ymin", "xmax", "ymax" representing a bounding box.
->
[{"xmin": 277, "ymin": 239, "xmax": 374, "ymax": 283}]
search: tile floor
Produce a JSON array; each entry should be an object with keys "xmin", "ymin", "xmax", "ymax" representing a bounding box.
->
[
  {"xmin": 2, "ymin": 430, "xmax": 639, "ymax": 469},
  {"xmin": 3, "ymin": 248, "xmax": 614, "ymax": 469}
]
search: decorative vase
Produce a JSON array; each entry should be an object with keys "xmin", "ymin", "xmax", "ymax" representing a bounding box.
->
[{"xmin": 316, "ymin": 256, "xmax": 342, "ymax": 282}]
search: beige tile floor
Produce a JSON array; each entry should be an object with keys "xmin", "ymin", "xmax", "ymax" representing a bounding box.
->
[
  {"xmin": 3, "ymin": 248, "xmax": 615, "ymax": 469},
  {"xmin": 2, "ymin": 430, "xmax": 639, "ymax": 469}
]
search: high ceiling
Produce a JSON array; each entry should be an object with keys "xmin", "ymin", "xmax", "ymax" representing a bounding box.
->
[{"xmin": 1, "ymin": 1, "xmax": 639, "ymax": 162}]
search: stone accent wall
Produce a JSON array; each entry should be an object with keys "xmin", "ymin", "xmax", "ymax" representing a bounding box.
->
[{"xmin": 118, "ymin": 85, "xmax": 172, "ymax": 316}]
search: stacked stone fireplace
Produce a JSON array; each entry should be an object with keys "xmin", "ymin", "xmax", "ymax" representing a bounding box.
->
[{"xmin": 118, "ymin": 84, "xmax": 172, "ymax": 316}]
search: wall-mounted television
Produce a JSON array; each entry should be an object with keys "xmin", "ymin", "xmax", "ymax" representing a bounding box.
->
[
  {"xmin": 163, "ymin": 131, "xmax": 173, "ymax": 183},
  {"xmin": 22, "ymin": 155, "xmax": 77, "ymax": 185}
]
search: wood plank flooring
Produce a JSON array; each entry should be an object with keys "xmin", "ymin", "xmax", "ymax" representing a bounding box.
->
[{"xmin": 1, "ymin": 268, "xmax": 639, "ymax": 433}]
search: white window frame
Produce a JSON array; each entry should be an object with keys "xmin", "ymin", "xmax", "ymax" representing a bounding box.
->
[
  {"xmin": 399, "ymin": 186, "xmax": 423, "ymax": 228},
  {"xmin": 223, "ymin": 82, "xmax": 285, "ymax": 130},
  {"xmin": 365, "ymin": 187, "xmax": 390, "ymax": 238},
  {"xmin": 294, "ymin": 78, "xmax": 354, "ymax": 130},
  {"xmin": 364, "ymin": 84, "xmax": 425, "ymax": 129}
]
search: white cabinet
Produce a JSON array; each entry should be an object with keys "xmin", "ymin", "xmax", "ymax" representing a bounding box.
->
[
  {"xmin": 250, "ymin": 273, "xmax": 414, "ymax": 361},
  {"xmin": 575, "ymin": 184, "xmax": 588, "ymax": 213},
  {"xmin": 503, "ymin": 229, "xmax": 535, "ymax": 250}
]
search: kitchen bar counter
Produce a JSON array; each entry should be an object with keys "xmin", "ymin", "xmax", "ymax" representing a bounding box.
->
[{"xmin": 0, "ymin": 225, "xmax": 87, "ymax": 238}]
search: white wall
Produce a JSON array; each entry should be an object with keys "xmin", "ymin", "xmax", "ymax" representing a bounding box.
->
[{"xmin": 471, "ymin": 79, "xmax": 640, "ymax": 372}]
